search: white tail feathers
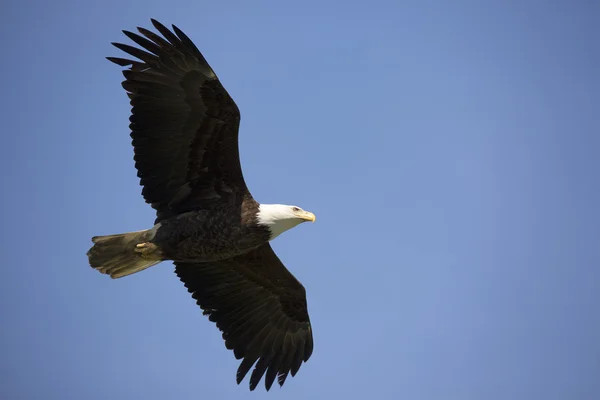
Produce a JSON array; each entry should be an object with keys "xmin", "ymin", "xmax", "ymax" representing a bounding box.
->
[{"xmin": 87, "ymin": 229, "xmax": 163, "ymax": 279}]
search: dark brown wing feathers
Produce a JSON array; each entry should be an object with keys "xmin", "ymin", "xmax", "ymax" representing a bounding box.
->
[
  {"xmin": 175, "ymin": 244, "xmax": 313, "ymax": 391},
  {"xmin": 109, "ymin": 19, "xmax": 247, "ymax": 222}
]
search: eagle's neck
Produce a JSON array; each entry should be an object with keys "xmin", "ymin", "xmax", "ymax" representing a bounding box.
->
[{"xmin": 256, "ymin": 204, "xmax": 303, "ymax": 240}]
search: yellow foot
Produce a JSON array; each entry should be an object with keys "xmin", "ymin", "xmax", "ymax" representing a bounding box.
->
[{"xmin": 135, "ymin": 242, "xmax": 159, "ymax": 258}]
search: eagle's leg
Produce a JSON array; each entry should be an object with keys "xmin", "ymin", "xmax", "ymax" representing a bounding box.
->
[{"xmin": 135, "ymin": 242, "xmax": 161, "ymax": 259}]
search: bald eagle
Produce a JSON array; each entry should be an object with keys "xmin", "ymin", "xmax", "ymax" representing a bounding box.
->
[{"xmin": 86, "ymin": 19, "xmax": 316, "ymax": 391}]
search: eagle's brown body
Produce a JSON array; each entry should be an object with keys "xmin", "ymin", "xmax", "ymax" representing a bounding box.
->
[{"xmin": 154, "ymin": 205, "xmax": 271, "ymax": 263}]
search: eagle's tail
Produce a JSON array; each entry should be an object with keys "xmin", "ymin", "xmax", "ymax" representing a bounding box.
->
[{"xmin": 86, "ymin": 229, "xmax": 163, "ymax": 279}]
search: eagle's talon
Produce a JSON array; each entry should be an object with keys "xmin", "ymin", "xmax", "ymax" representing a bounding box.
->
[{"xmin": 134, "ymin": 242, "xmax": 158, "ymax": 258}]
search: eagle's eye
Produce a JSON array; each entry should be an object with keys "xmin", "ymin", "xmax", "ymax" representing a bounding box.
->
[{"xmin": 292, "ymin": 207, "xmax": 300, "ymax": 212}]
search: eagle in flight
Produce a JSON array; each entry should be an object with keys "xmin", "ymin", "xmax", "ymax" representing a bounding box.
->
[{"xmin": 87, "ymin": 19, "xmax": 316, "ymax": 391}]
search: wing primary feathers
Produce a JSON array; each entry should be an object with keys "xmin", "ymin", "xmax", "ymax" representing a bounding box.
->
[
  {"xmin": 106, "ymin": 56, "xmax": 135, "ymax": 66},
  {"xmin": 250, "ymin": 354, "xmax": 274, "ymax": 391},
  {"xmin": 263, "ymin": 326, "xmax": 286, "ymax": 390},
  {"xmin": 278, "ymin": 371, "xmax": 290, "ymax": 387},
  {"xmin": 234, "ymin": 323, "xmax": 273, "ymax": 385},
  {"xmin": 137, "ymin": 26, "xmax": 172, "ymax": 49},
  {"xmin": 122, "ymin": 30, "xmax": 164, "ymax": 56},
  {"xmin": 111, "ymin": 42, "xmax": 157, "ymax": 64},
  {"xmin": 172, "ymin": 24, "xmax": 206, "ymax": 62},
  {"xmin": 290, "ymin": 339, "xmax": 306, "ymax": 377},
  {"xmin": 277, "ymin": 334, "xmax": 296, "ymax": 386},
  {"xmin": 122, "ymin": 70, "xmax": 175, "ymax": 87},
  {"xmin": 304, "ymin": 329, "xmax": 314, "ymax": 362},
  {"xmin": 236, "ymin": 353, "xmax": 260, "ymax": 385},
  {"xmin": 150, "ymin": 19, "xmax": 188, "ymax": 54}
]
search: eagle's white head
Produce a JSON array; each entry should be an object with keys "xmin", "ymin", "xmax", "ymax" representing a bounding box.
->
[{"xmin": 257, "ymin": 204, "xmax": 316, "ymax": 240}]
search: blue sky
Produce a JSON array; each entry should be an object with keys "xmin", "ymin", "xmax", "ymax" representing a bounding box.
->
[{"xmin": 1, "ymin": 0, "xmax": 599, "ymax": 398}]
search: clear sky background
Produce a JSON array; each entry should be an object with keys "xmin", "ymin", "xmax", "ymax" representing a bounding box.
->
[{"xmin": 1, "ymin": 0, "xmax": 599, "ymax": 399}]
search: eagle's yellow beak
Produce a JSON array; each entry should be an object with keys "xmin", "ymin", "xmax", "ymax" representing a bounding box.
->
[{"xmin": 300, "ymin": 211, "xmax": 316, "ymax": 223}]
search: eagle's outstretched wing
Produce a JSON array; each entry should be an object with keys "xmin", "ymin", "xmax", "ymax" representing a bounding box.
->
[
  {"xmin": 175, "ymin": 243, "xmax": 314, "ymax": 391},
  {"xmin": 109, "ymin": 19, "xmax": 250, "ymax": 222}
]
